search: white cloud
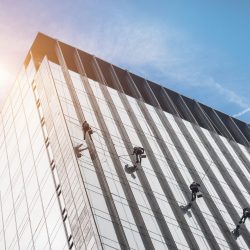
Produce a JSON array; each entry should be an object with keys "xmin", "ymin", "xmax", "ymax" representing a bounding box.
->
[
  {"xmin": 0, "ymin": 6, "xmax": 249, "ymax": 122},
  {"xmin": 73, "ymin": 22, "xmax": 170, "ymax": 67},
  {"xmin": 67, "ymin": 21, "xmax": 250, "ymax": 119},
  {"xmin": 202, "ymin": 77, "xmax": 249, "ymax": 109},
  {"xmin": 233, "ymin": 108, "xmax": 250, "ymax": 118}
]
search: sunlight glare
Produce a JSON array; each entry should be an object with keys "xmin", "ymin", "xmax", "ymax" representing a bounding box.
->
[{"xmin": 0, "ymin": 65, "xmax": 11, "ymax": 87}]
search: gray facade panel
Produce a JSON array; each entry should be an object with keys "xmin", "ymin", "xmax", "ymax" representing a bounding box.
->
[
  {"xmin": 94, "ymin": 59, "xmax": 179, "ymax": 250},
  {"xmin": 111, "ymin": 68, "xmax": 206, "ymax": 249},
  {"xmin": 75, "ymin": 51, "xmax": 154, "ymax": 249}
]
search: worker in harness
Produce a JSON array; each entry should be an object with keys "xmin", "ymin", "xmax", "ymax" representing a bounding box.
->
[
  {"xmin": 133, "ymin": 146, "xmax": 146, "ymax": 164},
  {"xmin": 239, "ymin": 207, "xmax": 250, "ymax": 224},
  {"xmin": 82, "ymin": 121, "xmax": 93, "ymax": 140},
  {"xmin": 190, "ymin": 182, "xmax": 202, "ymax": 201},
  {"xmin": 181, "ymin": 182, "xmax": 202, "ymax": 211},
  {"xmin": 124, "ymin": 146, "xmax": 146, "ymax": 179},
  {"xmin": 232, "ymin": 207, "xmax": 250, "ymax": 239}
]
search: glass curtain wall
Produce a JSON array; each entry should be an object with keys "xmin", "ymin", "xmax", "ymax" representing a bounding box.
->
[
  {"xmin": 47, "ymin": 57, "xmax": 250, "ymax": 250},
  {"xmin": 0, "ymin": 59, "xmax": 68, "ymax": 249}
]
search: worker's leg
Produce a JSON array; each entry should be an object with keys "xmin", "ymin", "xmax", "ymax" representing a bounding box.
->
[
  {"xmin": 131, "ymin": 173, "xmax": 136, "ymax": 179},
  {"xmin": 134, "ymin": 154, "xmax": 138, "ymax": 163},
  {"xmin": 191, "ymin": 192, "xmax": 196, "ymax": 201},
  {"xmin": 239, "ymin": 215, "xmax": 244, "ymax": 224},
  {"xmin": 242, "ymin": 216, "xmax": 247, "ymax": 224}
]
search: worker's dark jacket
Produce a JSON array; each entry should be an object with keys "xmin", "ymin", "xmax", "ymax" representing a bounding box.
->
[{"xmin": 190, "ymin": 183, "xmax": 200, "ymax": 192}]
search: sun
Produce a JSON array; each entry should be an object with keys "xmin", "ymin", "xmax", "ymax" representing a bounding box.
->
[{"xmin": 0, "ymin": 67, "xmax": 10, "ymax": 86}]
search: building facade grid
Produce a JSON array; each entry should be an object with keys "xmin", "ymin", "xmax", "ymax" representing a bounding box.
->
[{"xmin": 0, "ymin": 33, "xmax": 250, "ymax": 249}]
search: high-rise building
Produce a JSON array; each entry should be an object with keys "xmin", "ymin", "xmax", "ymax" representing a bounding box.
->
[{"xmin": 0, "ymin": 32, "xmax": 250, "ymax": 250}]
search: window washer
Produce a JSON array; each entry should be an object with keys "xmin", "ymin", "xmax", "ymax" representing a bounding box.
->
[
  {"xmin": 239, "ymin": 207, "xmax": 250, "ymax": 224},
  {"xmin": 124, "ymin": 164, "xmax": 138, "ymax": 179},
  {"xmin": 82, "ymin": 121, "xmax": 93, "ymax": 140},
  {"xmin": 190, "ymin": 181, "xmax": 202, "ymax": 201},
  {"xmin": 181, "ymin": 182, "xmax": 202, "ymax": 211},
  {"xmin": 133, "ymin": 147, "xmax": 146, "ymax": 164},
  {"xmin": 232, "ymin": 207, "xmax": 250, "ymax": 239}
]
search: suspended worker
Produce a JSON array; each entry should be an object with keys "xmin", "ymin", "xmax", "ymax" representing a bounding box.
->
[
  {"xmin": 239, "ymin": 207, "xmax": 250, "ymax": 224},
  {"xmin": 133, "ymin": 146, "xmax": 146, "ymax": 164},
  {"xmin": 232, "ymin": 207, "xmax": 250, "ymax": 239},
  {"xmin": 190, "ymin": 181, "xmax": 202, "ymax": 201},
  {"xmin": 124, "ymin": 164, "xmax": 138, "ymax": 179},
  {"xmin": 82, "ymin": 121, "xmax": 93, "ymax": 140},
  {"xmin": 181, "ymin": 182, "xmax": 202, "ymax": 211}
]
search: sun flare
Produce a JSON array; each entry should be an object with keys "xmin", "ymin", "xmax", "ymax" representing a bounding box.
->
[{"xmin": 0, "ymin": 67, "xmax": 10, "ymax": 86}]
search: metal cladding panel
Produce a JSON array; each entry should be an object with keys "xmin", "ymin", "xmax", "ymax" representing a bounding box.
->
[{"xmin": 26, "ymin": 33, "xmax": 250, "ymax": 147}]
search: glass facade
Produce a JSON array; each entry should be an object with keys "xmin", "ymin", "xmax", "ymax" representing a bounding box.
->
[
  {"xmin": 0, "ymin": 33, "xmax": 250, "ymax": 249},
  {"xmin": 0, "ymin": 59, "xmax": 69, "ymax": 249}
]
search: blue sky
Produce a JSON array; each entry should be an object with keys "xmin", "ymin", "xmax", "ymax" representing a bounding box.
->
[{"xmin": 0, "ymin": 0, "xmax": 250, "ymax": 123}]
